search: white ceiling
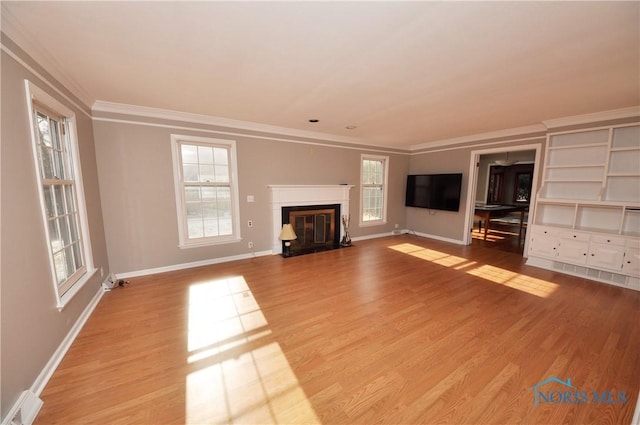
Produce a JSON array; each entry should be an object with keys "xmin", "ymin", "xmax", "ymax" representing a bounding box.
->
[{"xmin": 2, "ymin": 1, "xmax": 639, "ymax": 150}]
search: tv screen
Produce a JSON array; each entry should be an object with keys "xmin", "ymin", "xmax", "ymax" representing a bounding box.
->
[{"xmin": 405, "ymin": 173, "xmax": 463, "ymax": 211}]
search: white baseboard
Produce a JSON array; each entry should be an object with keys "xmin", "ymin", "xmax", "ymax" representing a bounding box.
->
[
  {"xmin": 1, "ymin": 286, "xmax": 104, "ymax": 425},
  {"xmin": 116, "ymin": 250, "xmax": 273, "ymax": 279},
  {"xmin": 404, "ymin": 230, "xmax": 467, "ymax": 246},
  {"xmin": 32, "ymin": 286, "xmax": 105, "ymax": 395}
]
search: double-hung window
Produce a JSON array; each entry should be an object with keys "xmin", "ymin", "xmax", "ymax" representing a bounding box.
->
[
  {"xmin": 26, "ymin": 80, "xmax": 94, "ymax": 308},
  {"xmin": 360, "ymin": 154, "xmax": 389, "ymax": 225},
  {"xmin": 171, "ymin": 135, "xmax": 241, "ymax": 247}
]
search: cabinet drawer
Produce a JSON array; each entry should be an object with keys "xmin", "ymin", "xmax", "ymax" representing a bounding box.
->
[
  {"xmin": 591, "ymin": 234, "xmax": 626, "ymax": 246},
  {"xmin": 531, "ymin": 226, "xmax": 558, "ymax": 237},
  {"xmin": 558, "ymin": 230, "xmax": 590, "ymax": 242}
]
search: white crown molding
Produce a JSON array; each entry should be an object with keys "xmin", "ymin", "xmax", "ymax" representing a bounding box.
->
[
  {"xmin": 542, "ymin": 106, "xmax": 640, "ymax": 129},
  {"xmin": 91, "ymin": 100, "xmax": 395, "ymax": 150},
  {"xmin": 1, "ymin": 14, "xmax": 94, "ymax": 108},
  {"xmin": 410, "ymin": 124, "xmax": 547, "ymax": 151}
]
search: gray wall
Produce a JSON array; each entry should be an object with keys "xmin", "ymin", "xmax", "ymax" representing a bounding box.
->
[
  {"xmin": 92, "ymin": 115, "xmax": 409, "ymax": 274},
  {"xmin": 1, "ymin": 40, "xmax": 110, "ymax": 418}
]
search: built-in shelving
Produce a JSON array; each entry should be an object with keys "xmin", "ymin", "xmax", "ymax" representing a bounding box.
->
[{"xmin": 528, "ymin": 122, "xmax": 640, "ymax": 290}]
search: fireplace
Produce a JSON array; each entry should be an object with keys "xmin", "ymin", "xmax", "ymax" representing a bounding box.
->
[
  {"xmin": 269, "ymin": 185, "xmax": 354, "ymax": 255},
  {"xmin": 282, "ymin": 204, "xmax": 340, "ymax": 256}
]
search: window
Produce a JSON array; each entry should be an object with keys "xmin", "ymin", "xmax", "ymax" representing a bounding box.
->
[
  {"xmin": 360, "ymin": 154, "xmax": 389, "ymax": 225},
  {"xmin": 171, "ymin": 135, "xmax": 241, "ymax": 247},
  {"xmin": 25, "ymin": 80, "xmax": 94, "ymax": 308}
]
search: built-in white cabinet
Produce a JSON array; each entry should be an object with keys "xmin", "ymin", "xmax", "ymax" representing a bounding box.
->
[{"xmin": 528, "ymin": 122, "xmax": 640, "ymax": 290}]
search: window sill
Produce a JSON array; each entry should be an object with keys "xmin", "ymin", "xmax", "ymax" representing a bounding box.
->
[
  {"xmin": 179, "ymin": 236, "xmax": 242, "ymax": 249},
  {"xmin": 56, "ymin": 268, "xmax": 98, "ymax": 311}
]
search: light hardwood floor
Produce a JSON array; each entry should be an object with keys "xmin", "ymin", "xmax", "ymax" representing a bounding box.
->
[{"xmin": 35, "ymin": 235, "xmax": 639, "ymax": 424}]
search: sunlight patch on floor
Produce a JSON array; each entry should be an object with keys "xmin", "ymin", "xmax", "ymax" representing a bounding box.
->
[
  {"xmin": 388, "ymin": 243, "xmax": 557, "ymax": 298},
  {"xmin": 186, "ymin": 277, "xmax": 320, "ymax": 424},
  {"xmin": 389, "ymin": 243, "xmax": 472, "ymax": 268}
]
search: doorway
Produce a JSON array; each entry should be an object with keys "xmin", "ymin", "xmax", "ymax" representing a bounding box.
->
[{"xmin": 464, "ymin": 144, "xmax": 542, "ymax": 255}]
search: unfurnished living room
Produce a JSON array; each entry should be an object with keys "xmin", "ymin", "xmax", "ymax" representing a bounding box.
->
[{"xmin": 1, "ymin": 2, "xmax": 639, "ymax": 425}]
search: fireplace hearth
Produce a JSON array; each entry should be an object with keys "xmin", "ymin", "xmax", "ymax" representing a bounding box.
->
[{"xmin": 282, "ymin": 204, "xmax": 340, "ymax": 256}]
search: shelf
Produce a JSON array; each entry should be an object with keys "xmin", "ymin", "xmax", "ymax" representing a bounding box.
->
[
  {"xmin": 610, "ymin": 147, "xmax": 640, "ymax": 152},
  {"xmin": 545, "ymin": 164, "xmax": 605, "ymax": 169},
  {"xmin": 547, "ymin": 142, "xmax": 608, "ymax": 150},
  {"xmin": 607, "ymin": 173, "xmax": 640, "ymax": 177},
  {"xmin": 537, "ymin": 198, "xmax": 640, "ymax": 208},
  {"xmin": 544, "ymin": 179, "xmax": 602, "ymax": 183},
  {"xmin": 548, "ymin": 129, "xmax": 609, "ymax": 148}
]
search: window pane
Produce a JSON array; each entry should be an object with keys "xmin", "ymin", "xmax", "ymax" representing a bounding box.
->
[
  {"xmin": 213, "ymin": 148, "xmax": 228, "ymax": 165},
  {"xmin": 199, "ymin": 164, "xmax": 215, "ymax": 182},
  {"xmin": 198, "ymin": 146, "xmax": 214, "ymax": 164},
  {"xmin": 187, "ymin": 218, "xmax": 204, "ymax": 238},
  {"xmin": 363, "ymin": 187, "xmax": 383, "ymax": 221},
  {"xmin": 48, "ymin": 219, "xmax": 61, "ymax": 251},
  {"xmin": 181, "ymin": 145, "xmax": 198, "ymax": 163},
  {"xmin": 201, "ymin": 187, "xmax": 216, "ymax": 201},
  {"xmin": 43, "ymin": 186, "xmax": 55, "ymax": 218},
  {"xmin": 185, "ymin": 186, "xmax": 201, "ymax": 202},
  {"xmin": 39, "ymin": 145, "xmax": 55, "ymax": 179},
  {"xmin": 53, "ymin": 251, "xmax": 67, "ymax": 284},
  {"xmin": 218, "ymin": 218, "xmax": 233, "ymax": 235},
  {"xmin": 60, "ymin": 216, "xmax": 72, "ymax": 247},
  {"xmin": 72, "ymin": 242, "xmax": 83, "ymax": 268},
  {"xmin": 64, "ymin": 245, "xmax": 76, "ymax": 278},
  {"xmin": 69, "ymin": 213, "xmax": 80, "ymax": 243},
  {"xmin": 202, "ymin": 202, "xmax": 217, "ymax": 219},
  {"xmin": 183, "ymin": 164, "xmax": 199, "ymax": 182},
  {"xmin": 186, "ymin": 203, "xmax": 202, "ymax": 219},
  {"xmin": 37, "ymin": 113, "xmax": 52, "ymax": 147},
  {"xmin": 214, "ymin": 165, "xmax": 229, "ymax": 183},
  {"xmin": 54, "ymin": 185, "xmax": 65, "ymax": 215},
  {"xmin": 204, "ymin": 219, "xmax": 219, "ymax": 237},
  {"xmin": 64, "ymin": 185, "xmax": 76, "ymax": 213}
]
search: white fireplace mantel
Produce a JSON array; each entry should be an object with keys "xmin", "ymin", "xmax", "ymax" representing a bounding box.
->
[{"xmin": 268, "ymin": 185, "xmax": 355, "ymax": 254}]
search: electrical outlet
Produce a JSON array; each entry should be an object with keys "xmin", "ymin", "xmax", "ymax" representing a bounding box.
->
[
  {"xmin": 247, "ymin": 220, "xmax": 253, "ymax": 228},
  {"xmin": 248, "ymin": 241, "xmax": 254, "ymax": 249}
]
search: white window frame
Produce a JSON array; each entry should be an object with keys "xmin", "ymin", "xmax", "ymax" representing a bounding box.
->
[
  {"xmin": 359, "ymin": 154, "xmax": 389, "ymax": 226},
  {"xmin": 25, "ymin": 80, "xmax": 95, "ymax": 310},
  {"xmin": 171, "ymin": 134, "xmax": 242, "ymax": 248}
]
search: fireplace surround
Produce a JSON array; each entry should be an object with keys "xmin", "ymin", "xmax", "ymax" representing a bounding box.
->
[{"xmin": 269, "ymin": 185, "xmax": 354, "ymax": 255}]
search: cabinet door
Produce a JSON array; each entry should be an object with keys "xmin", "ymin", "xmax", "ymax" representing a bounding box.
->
[
  {"xmin": 529, "ymin": 234, "xmax": 558, "ymax": 259},
  {"xmin": 622, "ymin": 248, "xmax": 640, "ymax": 277},
  {"xmin": 558, "ymin": 239, "xmax": 589, "ymax": 265},
  {"xmin": 587, "ymin": 243, "xmax": 625, "ymax": 271}
]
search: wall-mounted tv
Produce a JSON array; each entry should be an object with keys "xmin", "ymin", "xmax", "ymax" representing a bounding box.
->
[{"xmin": 405, "ymin": 173, "xmax": 463, "ymax": 212}]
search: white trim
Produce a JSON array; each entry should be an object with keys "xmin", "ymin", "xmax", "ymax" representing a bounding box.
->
[
  {"xmin": 93, "ymin": 100, "xmax": 386, "ymax": 149},
  {"xmin": 93, "ymin": 116, "xmax": 407, "ymax": 155},
  {"xmin": 351, "ymin": 231, "xmax": 398, "ymax": 242},
  {"xmin": 24, "ymin": 80, "xmax": 96, "ymax": 309},
  {"xmin": 1, "ymin": 43, "xmax": 91, "ymax": 119},
  {"xmin": 631, "ymin": 389, "xmax": 640, "ymax": 425},
  {"xmin": 360, "ymin": 154, "xmax": 389, "ymax": 227},
  {"xmin": 170, "ymin": 134, "xmax": 242, "ymax": 248},
  {"xmin": 268, "ymin": 185, "xmax": 354, "ymax": 254},
  {"xmin": 410, "ymin": 124, "xmax": 547, "ymax": 151},
  {"xmin": 1, "ymin": 286, "xmax": 103, "ymax": 424},
  {"xmin": 411, "ymin": 135, "xmax": 546, "ymax": 155},
  {"xmin": 463, "ymin": 143, "xmax": 542, "ymax": 253},
  {"xmin": 542, "ymin": 106, "xmax": 640, "ymax": 129},
  {"xmin": 1, "ymin": 391, "xmax": 42, "ymax": 425},
  {"xmin": 405, "ymin": 230, "xmax": 467, "ymax": 246},
  {"xmin": 115, "ymin": 250, "xmax": 272, "ymax": 279}
]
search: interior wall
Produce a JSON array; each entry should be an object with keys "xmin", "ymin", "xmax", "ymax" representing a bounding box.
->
[
  {"xmin": 408, "ymin": 140, "xmax": 545, "ymax": 242},
  {"xmin": 92, "ymin": 114, "xmax": 409, "ymax": 274},
  {"xmin": 0, "ymin": 40, "xmax": 110, "ymax": 419}
]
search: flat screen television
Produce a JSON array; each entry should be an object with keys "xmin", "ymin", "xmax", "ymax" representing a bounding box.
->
[{"xmin": 405, "ymin": 173, "xmax": 463, "ymax": 212}]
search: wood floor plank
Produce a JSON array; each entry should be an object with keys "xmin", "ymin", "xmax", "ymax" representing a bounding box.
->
[{"xmin": 34, "ymin": 235, "xmax": 640, "ymax": 424}]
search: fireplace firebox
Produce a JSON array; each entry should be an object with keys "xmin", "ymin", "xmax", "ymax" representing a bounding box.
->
[{"xmin": 282, "ymin": 204, "xmax": 341, "ymax": 256}]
